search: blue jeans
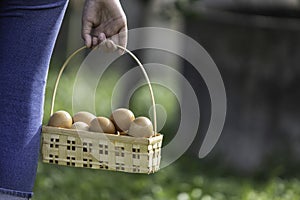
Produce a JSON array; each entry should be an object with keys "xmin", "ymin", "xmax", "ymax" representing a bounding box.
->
[{"xmin": 0, "ymin": 0, "xmax": 68, "ymax": 198}]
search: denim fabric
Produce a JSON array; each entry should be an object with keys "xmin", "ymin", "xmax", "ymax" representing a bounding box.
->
[
  {"xmin": 0, "ymin": 188, "xmax": 30, "ymax": 200},
  {"xmin": 0, "ymin": 0, "xmax": 68, "ymax": 198}
]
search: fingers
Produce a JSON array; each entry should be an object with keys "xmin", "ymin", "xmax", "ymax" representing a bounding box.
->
[
  {"xmin": 101, "ymin": 27, "xmax": 127, "ymax": 54},
  {"xmin": 82, "ymin": 32, "xmax": 92, "ymax": 48},
  {"xmin": 84, "ymin": 32, "xmax": 106, "ymax": 49},
  {"xmin": 98, "ymin": 38, "xmax": 117, "ymax": 53},
  {"xmin": 82, "ymin": 20, "xmax": 93, "ymax": 48},
  {"xmin": 105, "ymin": 39, "xmax": 118, "ymax": 52},
  {"xmin": 92, "ymin": 36, "xmax": 98, "ymax": 47},
  {"xmin": 95, "ymin": 30, "xmax": 124, "ymax": 53},
  {"xmin": 98, "ymin": 33, "xmax": 111, "ymax": 53},
  {"xmin": 98, "ymin": 32, "xmax": 106, "ymax": 43},
  {"xmin": 86, "ymin": 24, "xmax": 128, "ymax": 53}
]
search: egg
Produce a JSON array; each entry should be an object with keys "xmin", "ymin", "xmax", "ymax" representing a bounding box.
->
[
  {"xmin": 128, "ymin": 117, "xmax": 154, "ymax": 138},
  {"xmin": 73, "ymin": 111, "xmax": 96, "ymax": 125},
  {"xmin": 71, "ymin": 121, "xmax": 89, "ymax": 131},
  {"xmin": 48, "ymin": 110, "xmax": 73, "ymax": 128},
  {"xmin": 89, "ymin": 117, "xmax": 116, "ymax": 134},
  {"xmin": 110, "ymin": 108, "xmax": 135, "ymax": 132}
]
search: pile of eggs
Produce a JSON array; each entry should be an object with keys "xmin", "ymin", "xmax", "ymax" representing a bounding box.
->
[{"xmin": 48, "ymin": 108, "xmax": 154, "ymax": 138}]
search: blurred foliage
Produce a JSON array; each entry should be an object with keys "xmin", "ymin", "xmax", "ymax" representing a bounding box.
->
[
  {"xmin": 40, "ymin": 2, "xmax": 300, "ymax": 196},
  {"xmin": 33, "ymin": 155, "xmax": 300, "ymax": 200},
  {"xmin": 37, "ymin": 57, "xmax": 300, "ymax": 200}
]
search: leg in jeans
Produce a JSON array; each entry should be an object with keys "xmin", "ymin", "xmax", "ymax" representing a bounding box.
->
[{"xmin": 0, "ymin": 0, "xmax": 68, "ymax": 199}]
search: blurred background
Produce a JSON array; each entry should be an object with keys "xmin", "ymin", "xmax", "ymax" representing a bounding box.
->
[{"xmin": 35, "ymin": 0, "xmax": 300, "ymax": 199}]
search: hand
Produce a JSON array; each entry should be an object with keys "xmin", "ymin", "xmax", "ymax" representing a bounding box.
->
[{"xmin": 82, "ymin": 0, "xmax": 127, "ymax": 52}]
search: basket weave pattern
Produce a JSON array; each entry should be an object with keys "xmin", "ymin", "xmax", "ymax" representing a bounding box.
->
[
  {"xmin": 42, "ymin": 126, "xmax": 163, "ymax": 174},
  {"xmin": 42, "ymin": 46, "xmax": 162, "ymax": 173}
]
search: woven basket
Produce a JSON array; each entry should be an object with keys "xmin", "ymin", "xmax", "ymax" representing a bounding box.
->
[{"xmin": 42, "ymin": 45, "xmax": 163, "ymax": 174}]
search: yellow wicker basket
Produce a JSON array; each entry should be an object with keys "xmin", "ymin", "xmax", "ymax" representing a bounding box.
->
[{"xmin": 42, "ymin": 45, "xmax": 163, "ymax": 174}]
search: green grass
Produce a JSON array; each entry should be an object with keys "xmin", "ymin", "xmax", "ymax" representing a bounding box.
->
[
  {"xmin": 34, "ymin": 60, "xmax": 300, "ymax": 200},
  {"xmin": 33, "ymin": 156, "xmax": 300, "ymax": 200}
]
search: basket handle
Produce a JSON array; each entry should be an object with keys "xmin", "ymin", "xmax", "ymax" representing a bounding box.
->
[{"xmin": 50, "ymin": 44, "xmax": 157, "ymax": 134}]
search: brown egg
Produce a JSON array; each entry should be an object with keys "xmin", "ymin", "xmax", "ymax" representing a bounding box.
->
[
  {"xmin": 71, "ymin": 121, "xmax": 89, "ymax": 131},
  {"xmin": 110, "ymin": 108, "xmax": 135, "ymax": 132},
  {"xmin": 128, "ymin": 117, "xmax": 154, "ymax": 138},
  {"xmin": 89, "ymin": 117, "xmax": 116, "ymax": 134},
  {"xmin": 73, "ymin": 111, "xmax": 96, "ymax": 125},
  {"xmin": 48, "ymin": 110, "xmax": 73, "ymax": 128}
]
